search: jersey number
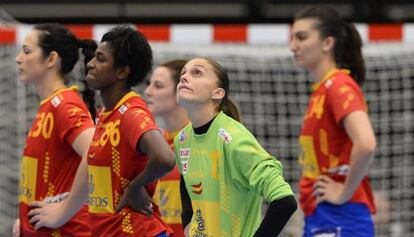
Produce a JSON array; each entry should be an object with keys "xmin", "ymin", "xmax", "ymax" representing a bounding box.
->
[
  {"xmin": 209, "ymin": 151, "xmax": 220, "ymax": 179},
  {"xmin": 100, "ymin": 119, "xmax": 120, "ymax": 147},
  {"xmin": 29, "ymin": 112, "xmax": 54, "ymax": 139},
  {"xmin": 305, "ymin": 95, "xmax": 325, "ymax": 120}
]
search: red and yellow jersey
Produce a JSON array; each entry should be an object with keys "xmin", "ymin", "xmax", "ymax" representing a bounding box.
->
[
  {"xmin": 299, "ymin": 69, "xmax": 376, "ymax": 216},
  {"xmin": 19, "ymin": 87, "xmax": 94, "ymax": 237},
  {"xmin": 87, "ymin": 91, "xmax": 172, "ymax": 236},
  {"xmin": 153, "ymin": 130, "xmax": 185, "ymax": 237}
]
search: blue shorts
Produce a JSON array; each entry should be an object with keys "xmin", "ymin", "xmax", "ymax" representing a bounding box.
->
[
  {"xmin": 303, "ymin": 202, "xmax": 374, "ymax": 237},
  {"xmin": 155, "ymin": 232, "xmax": 169, "ymax": 237}
]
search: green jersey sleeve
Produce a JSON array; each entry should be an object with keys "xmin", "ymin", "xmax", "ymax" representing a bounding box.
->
[{"xmin": 225, "ymin": 125, "xmax": 294, "ymax": 203}]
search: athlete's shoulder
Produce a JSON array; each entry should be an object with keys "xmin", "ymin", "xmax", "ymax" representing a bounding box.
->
[
  {"xmin": 330, "ymin": 70, "xmax": 360, "ymax": 89},
  {"xmin": 214, "ymin": 112, "xmax": 254, "ymax": 145},
  {"xmin": 322, "ymin": 71, "xmax": 362, "ymax": 99},
  {"xmin": 124, "ymin": 94, "xmax": 151, "ymax": 113},
  {"xmin": 48, "ymin": 89, "xmax": 88, "ymax": 116},
  {"xmin": 56, "ymin": 87, "xmax": 84, "ymax": 103},
  {"xmin": 174, "ymin": 123, "xmax": 193, "ymax": 145},
  {"xmin": 126, "ymin": 93, "xmax": 148, "ymax": 107},
  {"xmin": 113, "ymin": 94, "xmax": 150, "ymax": 119}
]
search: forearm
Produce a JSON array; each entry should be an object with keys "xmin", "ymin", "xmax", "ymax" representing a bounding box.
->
[
  {"xmin": 180, "ymin": 176, "xmax": 193, "ymax": 227},
  {"xmin": 61, "ymin": 127, "xmax": 94, "ymax": 217},
  {"xmin": 341, "ymin": 111, "xmax": 376, "ymax": 202},
  {"xmin": 59, "ymin": 158, "xmax": 89, "ymax": 221},
  {"xmin": 254, "ymin": 196, "xmax": 297, "ymax": 237},
  {"xmin": 127, "ymin": 155, "xmax": 174, "ymax": 191},
  {"xmin": 342, "ymin": 143, "xmax": 375, "ymax": 201},
  {"xmin": 129, "ymin": 130, "xmax": 176, "ymax": 191}
]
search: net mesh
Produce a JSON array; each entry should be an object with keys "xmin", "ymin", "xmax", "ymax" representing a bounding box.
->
[
  {"xmin": 0, "ymin": 40, "xmax": 413, "ymax": 236},
  {"xmin": 150, "ymin": 43, "xmax": 414, "ymax": 237}
]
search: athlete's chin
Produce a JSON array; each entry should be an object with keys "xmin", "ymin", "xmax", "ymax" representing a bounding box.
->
[
  {"xmin": 85, "ymin": 80, "xmax": 98, "ymax": 91},
  {"xmin": 293, "ymin": 58, "xmax": 303, "ymax": 66},
  {"xmin": 177, "ymin": 98, "xmax": 191, "ymax": 108},
  {"xmin": 17, "ymin": 75, "xmax": 25, "ymax": 82},
  {"xmin": 293, "ymin": 59, "xmax": 310, "ymax": 70},
  {"xmin": 17, "ymin": 75, "xmax": 32, "ymax": 84},
  {"xmin": 178, "ymin": 97, "xmax": 204, "ymax": 111},
  {"xmin": 177, "ymin": 95, "xmax": 192, "ymax": 105}
]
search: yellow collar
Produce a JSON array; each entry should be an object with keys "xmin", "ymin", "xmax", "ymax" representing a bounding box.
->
[
  {"xmin": 40, "ymin": 86, "xmax": 78, "ymax": 105},
  {"xmin": 312, "ymin": 69, "xmax": 350, "ymax": 91},
  {"xmin": 102, "ymin": 91, "xmax": 139, "ymax": 116},
  {"xmin": 164, "ymin": 130, "xmax": 179, "ymax": 140}
]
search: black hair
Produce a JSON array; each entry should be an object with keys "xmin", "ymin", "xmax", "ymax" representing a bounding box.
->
[
  {"xmin": 34, "ymin": 23, "xmax": 79, "ymax": 75},
  {"xmin": 101, "ymin": 25, "xmax": 153, "ymax": 88},
  {"xmin": 34, "ymin": 23, "xmax": 97, "ymax": 117},
  {"xmin": 295, "ymin": 6, "xmax": 366, "ymax": 85}
]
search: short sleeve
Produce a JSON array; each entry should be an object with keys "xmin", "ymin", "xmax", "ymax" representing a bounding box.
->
[
  {"xmin": 57, "ymin": 102, "xmax": 94, "ymax": 145},
  {"xmin": 327, "ymin": 79, "xmax": 366, "ymax": 124},
  {"xmin": 226, "ymin": 129, "xmax": 294, "ymax": 203},
  {"xmin": 122, "ymin": 107, "xmax": 160, "ymax": 152}
]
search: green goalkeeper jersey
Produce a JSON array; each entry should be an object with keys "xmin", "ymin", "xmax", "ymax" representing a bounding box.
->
[{"xmin": 174, "ymin": 111, "xmax": 294, "ymax": 237}]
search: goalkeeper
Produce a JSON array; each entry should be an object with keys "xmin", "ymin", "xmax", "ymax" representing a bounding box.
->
[{"xmin": 175, "ymin": 57, "xmax": 297, "ymax": 237}]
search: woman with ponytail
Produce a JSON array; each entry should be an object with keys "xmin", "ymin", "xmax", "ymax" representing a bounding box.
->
[
  {"xmin": 13, "ymin": 23, "xmax": 96, "ymax": 237},
  {"xmin": 290, "ymin": 6, "xmax": 377, "ymax": 237},
  {"xmin": 174, "ymin": 57, "xmax": 296, "ymax": 237},
  {"xmin": 145, "ymin": 59, "xmax": 189, "ymax": 237}
]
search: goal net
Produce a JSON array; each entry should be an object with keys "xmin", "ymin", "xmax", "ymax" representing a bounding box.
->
[{"xmin": 0, "ymin": 27, "xmax": 413, "ymax": 236}]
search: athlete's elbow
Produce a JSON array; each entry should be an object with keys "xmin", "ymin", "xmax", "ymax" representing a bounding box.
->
[
  {"xmin": 165, "ymin": 153, "xmax": 176, "ymax": 171},
  {"xmin": 285, "ymin": 195, "xmax": 298, "ymax": 216},
  {"xmin": 364, "ymin": 137, "xmax": 376, "ymax": 157},
  {"xmin": 356, "ymin": 137, "xmax": 376, "ymax": 161},
  {"xmin": 158, "ymin": 151, "xmax": 176, "ymax": 172}
]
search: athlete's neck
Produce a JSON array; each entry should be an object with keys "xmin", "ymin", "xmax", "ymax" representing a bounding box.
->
[
  {"xmin": 35, "ymin": 74, "xmax": 66, "ymax": 100},
  {"xmin": 186, "ymin": 103, "xmax": 218, "ymax": 128},
  {"xmin": 193, "ymin": 113, "xmax": 218, "ymax": 135},
  {"xmin": 312, "ymin": 57, "xmax": 337, "ymax": 83},
  {"xmin": 100, "ymin": 85, "xmax": 130, "ymax": 111}
]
